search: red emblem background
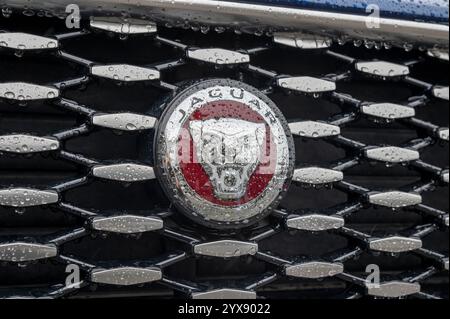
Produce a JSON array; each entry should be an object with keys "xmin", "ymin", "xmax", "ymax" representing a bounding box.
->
[{"xmin": 178, "ymin": 100, "xmax": 277, "ymax": 207}]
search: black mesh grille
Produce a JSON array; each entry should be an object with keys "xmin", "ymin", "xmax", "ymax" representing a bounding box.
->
[{"xmin": 0, "ymin": 15, "xmax": 448, "ymax": 299}]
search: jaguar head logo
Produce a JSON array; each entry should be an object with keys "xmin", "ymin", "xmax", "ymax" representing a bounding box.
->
[{"xmin": 190, "ymin": 118, "xmax": 266, "ymax": 200}]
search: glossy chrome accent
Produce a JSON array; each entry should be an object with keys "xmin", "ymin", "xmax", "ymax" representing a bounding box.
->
[
  {"xmin": 362, "ymin": 103, "xmax": 415, "ymax": 120},
  {"xmin": 194, "ymin": 240, "xmax": 258, "ymax": 258},
  {"xmin": 443, "ymin": 215, "xmax": 449, "ymax": 227},
  {"xmin": 438, "ymin": 128, "xmax": 449, "ymax": 141},
  {"xmin": 293, "ymin": 167, "xmax": 343, "ymax": 185},
  {"xmin": 286, "ymin": 214, "xmax": 345, "ymax": 231},
  {"xmin": 0, "ymin": 32, "xmax": 58, "ymax": 50},
  {"xmin": 91, "ymin": 215, "xmax": 164, "ymax": 234},
  {"xmin": 369, "ymin": 236, "xmax": 422, "ymax": 253},
  {"xmin": 91, "ymin": 64, "xmax": 160, "ymax": 81},
  {"xmin": 365, "ymin": 146, "xmax": 420, "ymax": 163},
  {"xmin": 0, "ymin": 82, "xmax": 59, "ymax": 101},
  {"xmin": 0, "ymin": 242, "xmax": 57, "ymax": 262},
  {"xmin": 444, "ymin": 258, "xmax": 449, "ymax": 271},
  {"xmin": 355, "ymin": 61, "xmax": 409, "ymax": 77},
  {"xmin": 289, "ymin": 121, "xmax": 340, "ymax": 138},
  {"xmin": 90, "ymin": 267, "xmax": 162, "ymax": 285},
  {"xmin": 273, "ymin": 32, "xmax": 332, "ymax": 49},
  {"xmin": 0, "ymin": 135, "xmax": 59, "ymax": 154},
  {"xmin": 432, "ymin": 86, "xmax": 449, "ymax": 101},
  {"xmin": 368, "ymin": 191, "xmax": 422, "ymax": 208},
  {"xmin": 90, "ymin": 17, "xmax": 157, "ymax": 34},
  {"xmin": 92, "ymin": 164, "xmax": 156, "ymax": 182},
  {"xmin": 441, "ymin": 170, "xmax": 449, "ymax": 184},
  {"xmin": 187, "ymin": 48, "xmax": 250, "ymax": 65},
  {"xmin": 0, "ymin": 188, "xmax": 59, "ymax": 208},
  {"xmin": 92, "ymin": 113, "xmax": 157, "ymax": 131},
  {"xmin": 427, "ymin": 49, "xmax": 449, "ymax": 61},
  {"xmin": 277, "ymin": 76, "xmax": 336, "ymax": 94},
  {"xmin": 366, "ymin": 281, "xmax": 421, "ymax": 298},
  {"xmin": 192, "ymin": 289, "xmax": 256, "ymax": 300},
  {"xmin": 285, "ymin": 262, "xmax": 344, "ymax": 278}
]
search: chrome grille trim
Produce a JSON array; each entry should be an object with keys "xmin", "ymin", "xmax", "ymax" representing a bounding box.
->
[
  {"xmin": 0, "ymin": 82, "xmax": 59, "ymax": 101},
  {"xmin": 289, "ymin": 121, "xmax": 340, "ymax": 138},
  {"xmin": 90, "ymin": 64, "xmax": 160, "ymax": 82},
  {"xmin": 364, "ymin": 146, "xmax": 420, "ymax": 163},
  {"xmin": 0, "ymin": 135, "xmax": 60, "ymax": 154},
  {"xmin": 0, "ymin": 242, "xmax": 57, "ymax": 262},
  {"xmin": 355, "ymin": 61, "xmax": 409, "ymax": 78},
  {"xmin": 277, "ymin": 76, "xmax": 336, "ymax": 94},
  {"xmin": 361, "ymin": 103, "xmax": 416, "ymax": 120},
  {"xmin": 366, "ymin": 282, "xmax": 421, "ymax": 298},
  {"xmin": 90, "ymin": 17, "xmax": 157, "ymax": 34},
  {"xmin": 441, "ymin": 170, "xmax": 449, "ymax": 184},
  {"xmin": 369, "ymin": 236, "xmax": 423, "ymax": 253},
  {"xmin": 91, "ymin": 215, "xmax": 164, "ymax": 234},
  {"xmin": 286, "ymin": 214, "xmax": 345, "ymax": 231},
  {"xmin": 0, "ymin": 188, "xmax": 59, "ymax": 208},
  {"xmin": 193, "ymin": 240, "xmax": 258, "ymax": 258},
  {"xmin": 432, "ymin": 86, "xmax": 449, "ymax": 101},
  {"xmin": 438, "ymin": 128, "xmax": 449, "ymax": 141},
  {"xmin": 293, "ymin": 167, "xmax": 344, "ymax": 185},
  {"xmin": 191, "ymin": 289, "xmax": 257, "ymax": 300},
  {"xmin": 273, "ymin": 33, "xmax": 332, "ymax": 49},
  {"xmin": 92, "ymin": 113, "xmax": 157, "ymax": 131},
  {"xmin": 92, "ymin": 164, "xmax": 156, "ymax": 182},
  {"xmin": 0, "ymin": 32, "xmax": 58, "ymax": 50},
  {"xmin": 427, "ymin": 49, "xmax": 449, "ymax": 61},
  {"xmin": 187, "ymin": 48, "xmax": 250, "ymax": 65},
  {"xmin": 90, "ymin": 267, "xmax": 163, "ymax": 286},
  {"xmin": 368, "ymin": 191, "xmax": 422, "ymax": 208},
  {"xmin": 285, "ymin": 262, "xmax": 344, "ymax": 279}
]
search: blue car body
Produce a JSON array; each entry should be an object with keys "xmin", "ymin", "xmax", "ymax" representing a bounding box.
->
[{"xmin": 227, "ymin": 0, "xmax": 449, "ymax": 23}]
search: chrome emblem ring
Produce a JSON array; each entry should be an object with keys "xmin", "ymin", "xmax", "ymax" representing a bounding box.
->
[{"xmin": 155, "ymin": 79, "xmax": 295, "ymax": 229}]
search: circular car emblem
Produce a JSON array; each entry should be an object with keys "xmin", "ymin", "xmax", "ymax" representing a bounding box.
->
[{"xmin": 155, "ymin": 79, "xmax": 295, "ymax": 229}]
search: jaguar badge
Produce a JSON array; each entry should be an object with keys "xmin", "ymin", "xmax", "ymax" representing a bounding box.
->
[{"xmin": 155, "ymin": 79, "xmax": 294, "ymax": 229}]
